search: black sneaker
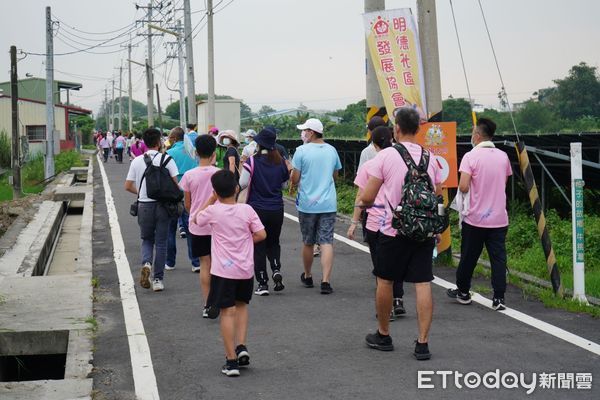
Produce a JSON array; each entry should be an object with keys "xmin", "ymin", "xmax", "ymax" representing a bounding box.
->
[
  {"xmin": 235, "ymin": 344, "xmax": 250, "ymax": 367},
  {"xmin": 300, "ymin": 272, "xmax": 314, "ymax": 288},
  {"xmin": 447, "ymin": 288, "xmax": 472, "ymax": 304},
  {"xmin": 365, "ymin": 331, "xmax": 394, "ymax": 351},
  {"xmin": 413, "ymin": 340, "xmax": 431, "ymax": 360},
  {"xmin": 393, "ymin": 298, "xmax": 406, "ymax": 316},
  {"xmin": 221, "ymin": 359, "xmax": 240, "ymax": 377},
  {"xmin": 255, "ymin": 284, "xmax": 269, "ymax": 296},
  {"xmin": 320, "ymin": 282, "xmax": 333, "ymax": 294},
  {"xmin": 492, "ymin": 297, "xmax": 506, "ymax": 311},
  {"xmin": 272, "ymin": 270, "xmax": 285, "ymax": 292}
]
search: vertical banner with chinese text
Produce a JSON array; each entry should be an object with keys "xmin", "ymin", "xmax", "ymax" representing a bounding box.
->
[{"xmin": 363, "ymin": 8, "xmax": 427, "ymax": 120}]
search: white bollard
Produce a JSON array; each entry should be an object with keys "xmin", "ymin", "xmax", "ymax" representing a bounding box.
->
[{"xmin": 570, "ymin": 142, "xmax": 587, "ymax": 304}]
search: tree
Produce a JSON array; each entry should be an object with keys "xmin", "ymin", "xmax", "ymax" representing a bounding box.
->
[
  {"xmin": 553, "ymin": 62, "xmax": 600, "ymax": 120},
  {"xmin": 258, "ymin": 105, "xmax": 276, "ymax": 116},
  {"xmin": 515, "ymin": 100, "xmax": 559, "ymax": 133},
  {"xmin": 442, "ymin": 97, "xmax": 472, "ymax": 134}
]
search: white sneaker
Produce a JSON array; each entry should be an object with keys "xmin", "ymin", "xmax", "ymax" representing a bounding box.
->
[
  {"xmin": 191, "ymin": 266, "xmax": 201, "ymax": 273},
  {"xmin": 152, "ymin": 279, "xmax": 164, "ymax": 292},
  {"xmin": 164, "ymin": 265, "xmax": 175, "ymax": 271}
]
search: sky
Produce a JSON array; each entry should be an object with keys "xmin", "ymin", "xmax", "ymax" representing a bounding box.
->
[{"xmin": 1, "ymin": 0, "xmax": 599, "ymax": 116}]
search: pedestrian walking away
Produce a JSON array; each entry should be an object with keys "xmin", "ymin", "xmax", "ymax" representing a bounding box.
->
[
  {"xmin": 359, "ymin": 107, "xmax": 443, "ymax": 359},
  {"xmin": 447, "ymin": 117, "xmax": 512, "ymax": 311},
  {"xmin": 98, "ymin": 133, "xmax": 111, "ymax": 163},
  {"xmin": 218, "ymin": 130, "xmax": 241, "ymax": 181},
  {"xmin": 290, "ymin": 118, "xmax": 342, "ymax": 295},
  {"xmin": 165, "ymin": 127, "xmax": 201, "ymax": 273},
  {"xmin": 114, "ymin": 131, "xmax": 127, "ymax": 163},
  {"xmin": 348, "ymin": 125, "xmax": 406, "ymax": 319},
  {"xmin": 124, "ymin": 128, "xmax": 180, "ymax": 292},
  {"xmin": 130, "ymin": 133, "xmax": 148, "ymax": 159},
  {"xmin": 239, "ymin": 126, "xmax": 290, "ymax": 296},
  {"xmin": 193, "ymin": 170, "xmax": 266, "ymax": 377},
  {"xmin": 180, "ymin": 134, "xmax": 220, "ymax": 317}
]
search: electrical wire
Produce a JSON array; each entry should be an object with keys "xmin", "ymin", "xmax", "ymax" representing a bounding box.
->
[
  {"xmin": 477, "ymin": 0, "xmax": 519, "ymax": 138},
  {"xmin": 449, "ymin": 0, "xmax": 475, "ymax": 126},
  {"xmin": 215, "ymin": 0, "xmax": 236, "ymax": 14},
  {"xmin": 51, "ymin": 13, "xmax": 137, "ymax": 35}
]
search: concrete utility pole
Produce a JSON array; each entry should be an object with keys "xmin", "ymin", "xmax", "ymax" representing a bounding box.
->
[
  {"xmin": 147, "ymin": 2, "xmax": 155, "ymax": 126},
  {"xmin": 104, "ymin": 88, "xmax": 109, "ymax": 130},
  {"xmin": 183, "ymin": 0, "xmax": 197, "ymax": 126},
  {"xmin": 155, "ymin": 83, "xmax": 163, "ymax": 132},
  {"xmin": 111, "ymin": 80, "xmax": 115, "ymax": 131},
  {"xmin": 119, "ymin": 62, "xmax": 123, "ymax": 130},
  {"xmin": 365, "ymin": 0, "xmax": 386, "ymax": 125},
  {"xmin": 207, "ymin": 0, "xmax": 215, "ymax": 129},
  {"xmin": 45, "ymin": 6, "xmax": 55, "ymax": 179},
  {"xmin": 10, "ymin": 46, "xmax": 21, "ymax": 198},
  {"xmin": 128, "ymin": 44, "xmax": 133, "ymax": 132},
  {"xmin": 417, "ymin": 0, "xmax": 443, "ymax": 120},
  {"xmin": 177, "ymin": 20, "xmax": 187, "ymax": 128}
]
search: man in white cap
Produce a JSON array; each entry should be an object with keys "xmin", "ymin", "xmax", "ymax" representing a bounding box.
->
[{"xmin": 290, "ymin": 118, "xmax": 342, "ymax": 294}]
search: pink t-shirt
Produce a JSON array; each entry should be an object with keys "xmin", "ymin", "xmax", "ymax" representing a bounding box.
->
[
  {"xmin": 195, "ymin": 203, "xmax": 265, "ymax": 280},
  {"xmin": 354, "ymin": 158, "xmax": 387, "ymax": 233},
  {"xmin": 459, "ymin": 147, "xmax": 512, "ymax": 228},
  {"xmin": 180, "ymin": 166, "xmax": 220, "ymax": 236},
  {"xmin": 130, "ymin": 140, "xmax": 148, "ymax": 158},
  {"xmin": 367, "ymin": 142, "xmax": 442, "ymax": 237}
]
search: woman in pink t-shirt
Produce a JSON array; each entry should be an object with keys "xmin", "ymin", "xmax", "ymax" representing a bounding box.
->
[{"xmin": 129, "ymin": 133, "xmax": 148, "ymax": 158}]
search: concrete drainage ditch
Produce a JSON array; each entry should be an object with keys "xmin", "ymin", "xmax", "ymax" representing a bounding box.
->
[{"xmin": 0, "ymin": 158, "xmax": 95, "ymax": 399}]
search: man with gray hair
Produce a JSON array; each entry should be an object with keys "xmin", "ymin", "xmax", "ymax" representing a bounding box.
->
[{"xmin": 359, "ymin": 107, "xmax": 442, "ymax": 359}]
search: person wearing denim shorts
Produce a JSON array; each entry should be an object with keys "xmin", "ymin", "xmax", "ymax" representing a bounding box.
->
[{"xmin": 290, "ymin": 118, "xmax": 342, "ymax": 294}]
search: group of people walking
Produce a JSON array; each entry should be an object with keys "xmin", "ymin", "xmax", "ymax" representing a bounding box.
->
[
  {"xmin": 118, "ymin": 107, "xmax": 511, "ymax": 377},
  {"xmin": 96, "ymin": 130, "xmax": 146, "ymax": 163}
]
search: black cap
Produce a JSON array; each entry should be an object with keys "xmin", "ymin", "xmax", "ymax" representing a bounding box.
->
[{"xmin": 368, "ymin": 116, "xmax": 387, "ymax": 131}]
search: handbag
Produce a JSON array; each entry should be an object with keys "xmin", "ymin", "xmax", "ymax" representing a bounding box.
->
[{"xmin": 237, "ymin": 156, "xmax": 255, "ymax": 204}]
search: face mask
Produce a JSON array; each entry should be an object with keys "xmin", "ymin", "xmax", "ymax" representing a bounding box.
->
[
  {"xmin": 470, "ymin": 136, "xmax": 476, "ymax": 148},
  {"xmin": 301, "ymin": 130, "xmax": 309, "ymax": 143},
  {"xmin": 223, "ymin": 138, "xmax": 231, "ymax": 146}
]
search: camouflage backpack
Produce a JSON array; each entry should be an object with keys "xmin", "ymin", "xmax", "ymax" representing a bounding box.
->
[{"xmin": 389, "ymin": 143, "xmax": 448, "ymax": 241}]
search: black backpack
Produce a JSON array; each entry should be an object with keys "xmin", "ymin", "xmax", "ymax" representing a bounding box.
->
[
  {"xmin": 142, "ymin": 153, "xmax": 183, "ymax": 203},
  {"xmin": 389, "ymin": 143, "xmax": 448, "ymax": 241}
]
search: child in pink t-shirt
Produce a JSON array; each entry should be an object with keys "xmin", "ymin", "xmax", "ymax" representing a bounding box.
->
[
  {"xmin": 194, "ymin": 169, "xmax": 266, "ymax": 377},
  {"xmin": 180, "ymin": 134, "xmax": 220, "ymax": 317}
]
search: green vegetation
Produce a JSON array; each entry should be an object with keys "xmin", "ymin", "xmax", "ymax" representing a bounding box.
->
[
  {"xmin": 84, "ymin": 315, "xmax": 98, "ymax": 332},
  {"xmin": 91, "ymin": 277, "xmax": 99, "ymax": 289},
  {"xmin": 0, "ymin": 131, "xmax": 10, "ymax": 168}
]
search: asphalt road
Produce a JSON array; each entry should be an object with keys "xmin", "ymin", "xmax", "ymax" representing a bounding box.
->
[{"xmin": 91, "ymin": 156, "xmax": 599, "ymax": 400}]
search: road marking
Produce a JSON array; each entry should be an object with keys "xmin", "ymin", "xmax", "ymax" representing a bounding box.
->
[
  {"xmin": 98, "ymin": 156, "xmax": 160, "ymax": 400},
  {"xmin": 284, "ymin": 212, "xmax": 600, "ymax": 356}
]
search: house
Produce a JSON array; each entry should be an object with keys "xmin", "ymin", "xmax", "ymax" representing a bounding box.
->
[
  {"xmin": 197, "ymin": 99, "xmax": 241, "ymax": 134},
  {"xmin": 0, "ymin": 78, "xmax": 91, "ymax": 156}
]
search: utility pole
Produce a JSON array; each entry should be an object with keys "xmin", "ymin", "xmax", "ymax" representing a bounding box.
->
[
  {"xmin": 147, "ymin": 2, "xmax": 155, "ymax": 126},
  {"xmin": 128, "ymin": 44, "xmax": 133, "ymax": 132},
  {"xmin": 155, "ymin": 83, "xmax": 163, "ymax": 132},
  {"xmin": 183, "ymin": 0, "xmax": 197, "ymax": 126},
  {"xmin": 207, "ymin": 0, "xmax": 215, "ymax": 129},
  {"xmin": 119, "ymin": 62, "xmax": 123, "ymax": 131},
  {"xmin": 111, "ymin": 79, "xmax": 115, "ymax": 131},
  {"xmin": 417, "ymin": 0, "xmax": 443, "ymax": 121},
  {"xmin": 45, "ymin": 6, "xmax": 55, "ymax": 179},
  {"xmin": 10, "ymin": 46, "xmax": 21, "ymax": 198},
  {"xmin": 177, "ymin": 20, "xmax": 187, "ymax": 128},
  {"xmin": 104, "ymin": 88, "xmax": 109, "ymax": 130},
  {"xmin": 364, "ymin": 0, "xmax": 386, "ymax": 130}
]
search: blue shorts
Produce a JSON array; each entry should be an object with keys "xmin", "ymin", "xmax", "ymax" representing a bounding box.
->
[{"xmin": 298, "ymin": 211, "xmax": 336, "ymax": 245}]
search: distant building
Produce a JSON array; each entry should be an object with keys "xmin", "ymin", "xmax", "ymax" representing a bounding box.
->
[
  {"xmin": 261, "ymin": 108, "xmax": 341, "ymax": 123},
  {"xmin": 197, "ymin": 99, "xmax": 241, "ymax": 134},
  {"xmin": 0, "ymin": 78, "xmax": 91, "ymax": 155}
]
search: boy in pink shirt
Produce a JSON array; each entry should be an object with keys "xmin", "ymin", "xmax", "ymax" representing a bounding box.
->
[
  {"xmin": 180, "ymin": 135, "xmax": 220, "ymax": 318},
  {"xmin": 194, "ymin": 170, "xmax": 266, "ymax": 377},
  {"xmin": 447, "ymin": 118, "xmax": 512, "ymax": 311}
]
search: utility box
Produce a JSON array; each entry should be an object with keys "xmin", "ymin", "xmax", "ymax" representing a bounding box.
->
[{"xmin": 196, "ymin": 99, "xmax": 241, "ymax": 134}]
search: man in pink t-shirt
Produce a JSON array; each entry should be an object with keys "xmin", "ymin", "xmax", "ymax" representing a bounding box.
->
[
  {"xmin": 447, "ymin": 118, "xmax": 512, "ymax": 311},
  {"xmin": 360, "ymin": 107, "xmax": 442, "ymax": 360},
  {"xmin": 194, "ymin": 170, "xmax": 266, "ymax": 377},
  {"xmin": 180, "ymin": 134, "xmax": 220, "ymax": 317}
]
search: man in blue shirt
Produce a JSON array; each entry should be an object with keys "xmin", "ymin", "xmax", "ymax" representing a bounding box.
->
[
  {"xmin": 165, "ymin": 127, "xmax": 200, "ymax": 272},
  {"xmin": 290, "ymin": 118, "xmax": 342, "ymax": 294}
]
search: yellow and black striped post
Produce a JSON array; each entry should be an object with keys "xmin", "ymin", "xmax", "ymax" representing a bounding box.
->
[
  {"xmin": 366, "ymin": 106, "xmax": 389, "ymax": 141},
  {"xmin": 516, "ymin": 141, "xmax": 563, "ymax": 295}
]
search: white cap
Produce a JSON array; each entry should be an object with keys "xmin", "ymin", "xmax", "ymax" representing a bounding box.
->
[
  {"xmin": 296, "ymin": 118, "xmax": 323, "ymax": 134},
  {"xmin": 242, "ymin": 129, "xmax": 257, "ymax": 137}
]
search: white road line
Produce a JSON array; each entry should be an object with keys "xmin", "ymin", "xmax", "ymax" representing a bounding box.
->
[
  {"xmin": 284, "ymin": 212, "xmax": 600, "ymax": 356},
  {"xmin": 98, "ymin": 155, "xmax": 160, "ymax": 400}
]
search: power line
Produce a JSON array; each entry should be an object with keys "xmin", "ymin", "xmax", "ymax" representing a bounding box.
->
[
  {"xmin": 215, "ymin": 0, "xmax": 236, "ymax": 13},
  {"xmin": 51, "ymin": 14, "xmax": 138, "ymax": 35}
]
